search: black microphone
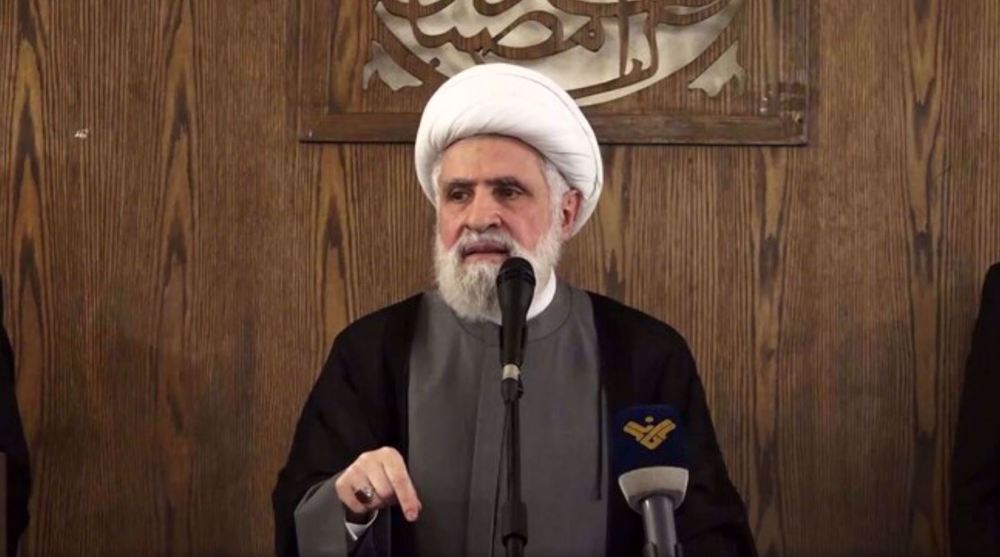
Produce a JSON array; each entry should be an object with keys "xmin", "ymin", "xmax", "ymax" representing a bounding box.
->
[
  {"xmin": 496, "ymin": 257, "xmax": 536, "ymax": 370},
  {"xmin": 495, "ymin": 257, "xmax": 536, "ymax": 557},
  {"xmin": 613, "ymin": 405, "xmax": 689, "ymax": 557}
]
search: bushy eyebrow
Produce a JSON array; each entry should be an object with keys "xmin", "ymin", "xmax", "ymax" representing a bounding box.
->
[
  {"xmin": 443, "ymin": 178, "xmax": 475, "ymax": 190},
  {"xmin": 442, "ymin": 176, "xmax": 526, "ymax": 189},
  {"xmin": 440, "ymin": 176, "xmax": 532, "ymax": 198},
  {"xmin": 486, "ymin": 176, "xmax": 526, "ymax": 189}
]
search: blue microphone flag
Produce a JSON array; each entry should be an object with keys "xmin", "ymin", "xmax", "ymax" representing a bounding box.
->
[{"xmin": 612, "ymin": 405, "xmax": 688, "ymax": 478}]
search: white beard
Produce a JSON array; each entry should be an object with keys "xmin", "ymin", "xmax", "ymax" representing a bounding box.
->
[{"xmin": 434, "ymin": 219, "xmax": 563, "ymax": 323}]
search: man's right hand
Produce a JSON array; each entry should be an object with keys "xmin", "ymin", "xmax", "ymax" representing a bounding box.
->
[{"xmin": 334, "ymin": 447, "xmax": 422, "ymax": 522}]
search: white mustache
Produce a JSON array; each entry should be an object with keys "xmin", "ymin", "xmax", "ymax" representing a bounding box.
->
[{"xmin": 453, "ymin": 231, "xmax": 517, "ymax": 259}]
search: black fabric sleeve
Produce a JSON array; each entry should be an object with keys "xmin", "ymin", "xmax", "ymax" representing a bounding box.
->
[
  {"xmin": 272, "ymin": 335, "xmax": 382, "ymax": 557},
  {"xmin": 1, "ymin": 280, "xmax": 31, "ymax": 557},
  {"xmin": 272, "ymin": 295, "xmax": 418, "ymax": 557},
  {"xmin": 590, "ymin": 291, "xmax": 756, "ymax": 557},
  {"xmin": 660, "ymin": 339, "xmax": 757, "ymax": 557},
  {"xmin": 951, "ymin": 263, "xmax": 1000, "ymax": 557}
]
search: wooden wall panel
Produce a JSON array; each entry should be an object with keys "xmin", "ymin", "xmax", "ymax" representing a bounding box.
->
[
  {"xmin": 1, "ymin": 1, "xmax": 998, "ymax": 556},
  {"xmin": 0, "ymin": 0, "xmax": 320, "ymax": 555}
]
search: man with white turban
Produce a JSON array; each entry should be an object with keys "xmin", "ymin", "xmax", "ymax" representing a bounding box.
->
[{"xmin": 273, "ymin": 64, "xmax": 755, "ymax": 557}]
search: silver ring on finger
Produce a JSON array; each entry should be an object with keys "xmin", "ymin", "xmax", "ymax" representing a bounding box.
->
[{"xmin": 354, "ymin": 485, "xmax": 376, "ymax": 505}]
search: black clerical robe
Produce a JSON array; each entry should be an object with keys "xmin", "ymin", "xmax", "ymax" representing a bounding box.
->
[
  {"xmin": 951, "ymin": 263, "xmax": 1000, "ymax": 556},
  {"xmin": 273, "ymin": 291, "xmax": 756, "ymax": 557},
  {"xmin": 1, "ymin": 281, "xmax": 31, "ymax": 557}
]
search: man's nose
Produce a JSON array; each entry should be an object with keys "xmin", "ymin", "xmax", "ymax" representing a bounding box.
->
[{"xmin": 465, "ymin": 189, "xmax": 501, "ymax": 232}]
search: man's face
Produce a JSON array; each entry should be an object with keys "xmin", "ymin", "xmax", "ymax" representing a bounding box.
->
[
  {"xmin": 432, "ymin": 135, "xmax": 580, "ymax": 321},
  {"xmin": 436, "ymin": 135, "xmax": 555, "ymax": 259}
]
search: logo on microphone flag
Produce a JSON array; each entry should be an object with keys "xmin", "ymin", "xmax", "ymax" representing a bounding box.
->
[{"xmin": 623, "ymin": 416, "xmax": 677, "ymax": 450}]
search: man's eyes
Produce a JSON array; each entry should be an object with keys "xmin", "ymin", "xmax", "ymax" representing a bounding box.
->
[
  {"xmin": 444, "ymin": 184, "xmax": 525, "ymax": 202},
  {"xmin": 446, "ymin": 188, "xmax": 471, "ymax": 202},
  {"xmin": 494, "ymin": 186, "xmax": 522, "ymax": 200}
]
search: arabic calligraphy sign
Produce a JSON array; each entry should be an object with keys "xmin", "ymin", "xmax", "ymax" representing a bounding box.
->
[{"xmin": 298, "ymin": 0, "xmax": 810, "ymax": 144}]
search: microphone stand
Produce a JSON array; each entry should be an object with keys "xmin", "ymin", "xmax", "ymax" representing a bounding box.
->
[
  {"xmin": 500, "ymin": 364, "xmax": 526, "ymax": 557},
  {"xmin": 495, "ymin": 257, "xmax": 534, "ymax": 557}
]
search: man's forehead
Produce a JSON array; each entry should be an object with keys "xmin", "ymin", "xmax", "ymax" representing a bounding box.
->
[{"xmin": 439, "ymin": 134, "xmax": 545, "ymax": 176}]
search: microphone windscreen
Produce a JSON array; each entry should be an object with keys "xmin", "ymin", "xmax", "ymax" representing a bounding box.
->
[
  {"xmin": 496, "ymin": 256, "xmax": 535, "ymax": 289},
  {"xmin": 496, "ymin": 257, "xmax": 535, "ymax": 368},
  {"xmin": 612, "ymin": 405, "xmax": 688, "ymax": 478}
]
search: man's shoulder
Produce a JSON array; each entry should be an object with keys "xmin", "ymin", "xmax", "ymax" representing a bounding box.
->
[
  {"xmin": 335, "ymin": 292, "xmax": 425, "ymax": 348},
  {"xmin": 984, "ymin": 263, "xmax": 1000, "ymax": 296},
  {"xmin": 582, "ymin": 289, "xmax": 688, "ymax": 349},
  {"xmin": 976, "ymin": 263, "xmax": 1000, "ymax": 327}
]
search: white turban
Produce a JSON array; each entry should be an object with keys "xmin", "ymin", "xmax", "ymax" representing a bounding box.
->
[{"xmin": 414, "ymin": 63, "xmax": 603, "ymax": 235}]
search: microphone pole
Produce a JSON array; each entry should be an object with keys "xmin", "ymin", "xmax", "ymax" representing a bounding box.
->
[
  {"xmin": 496, "ymin": 257, "xmax": 535, "ymax": 557},
  {"xmin": 501, "ymin": 362, "xmax": 526, "ymax": 557},
  {"xmin": 639, "ymin": 496, "xmax": 681, "ymax": 557}
]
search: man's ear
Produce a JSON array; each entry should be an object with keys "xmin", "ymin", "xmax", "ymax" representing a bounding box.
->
[{"xmin": 560, "ymin": 189, "xmax": 583, "ymax": 239}]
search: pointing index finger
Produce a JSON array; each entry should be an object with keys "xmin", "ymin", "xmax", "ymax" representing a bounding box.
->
[{"xmin": 380, "ymin": 451, "xmax": 421, "ymax": 521}]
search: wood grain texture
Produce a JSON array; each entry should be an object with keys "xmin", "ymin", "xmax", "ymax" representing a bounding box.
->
[
  {"xmin": 1, "ymin": 1, "xmax": 999, "ymax": 556},
  {"xmin": 903, "ymin": 0, "xmax": 948, "ymax": 553},
  {"xmin": 299, "ymin": 0, "xmax": 810, "ymax": 144}
]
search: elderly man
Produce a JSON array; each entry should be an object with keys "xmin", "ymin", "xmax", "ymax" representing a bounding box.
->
[{"xmin": 273, "ymin": 64, "xmax": 755, "ymax": 557}]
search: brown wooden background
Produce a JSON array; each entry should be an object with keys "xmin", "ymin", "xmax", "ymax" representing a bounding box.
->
[
  {"xmin": 300, "ymin": 0, "xmax": 809, "ymax": 144},
  {"xmin": 1, "ymin": 1, "xmax": 998, "ymax": 556}
]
